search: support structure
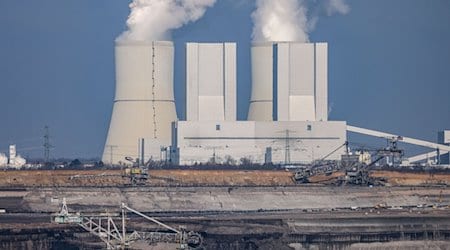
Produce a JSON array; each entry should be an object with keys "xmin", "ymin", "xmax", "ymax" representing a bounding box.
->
[
  {"xmin": 53, "ymin": 199, "xmax": 202, "ymax": 249},
  {"xmin": 347, "ymin": 125, "xmax": 450, "ymax": 164}
]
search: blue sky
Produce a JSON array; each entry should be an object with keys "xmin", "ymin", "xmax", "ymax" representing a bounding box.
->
[{"xmin": 0, "ymin": 0, "xmax": 449, "ymax": 159}]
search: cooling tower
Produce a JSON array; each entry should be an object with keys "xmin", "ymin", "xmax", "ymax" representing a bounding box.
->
[
  {"xmin": 247, "ymin": 42, "xmax": 328, "ymax": 122},
  {"xmin": 248, "ymin": 42, "xmax": 275, "ymax": 121},
  {"xmin": 102, "ymin": 41, "xmax": 177, "ymax": 165}
]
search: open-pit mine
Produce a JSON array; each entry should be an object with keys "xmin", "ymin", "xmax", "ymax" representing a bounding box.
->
[{"xmin": 0, "ymin": 168, "xmax": 449, "ymax": 250}]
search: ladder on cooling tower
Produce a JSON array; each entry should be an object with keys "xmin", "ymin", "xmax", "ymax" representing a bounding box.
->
[{"xmin": 53, "ymin": 199, "xmax": 203, "ymax": 249}]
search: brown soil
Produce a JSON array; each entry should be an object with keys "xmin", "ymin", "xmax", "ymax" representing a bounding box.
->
[
  {"xmin": 0, "ymin": 169, "xmax": 294, "ymax": 187},
  {"xmin": 0, "ymin": 169, "xmax": 448, "ymax": 187},
  {"xmin": 371, "ymin": 170, "xmax": 450, "ymax": 186},
  {"xmin": 150, "ymin": 169, "xmax": 294, "ymax": 186},
  {"xmin": 0, "ymin": 170, "xmax": 126, "ymax": 187}
]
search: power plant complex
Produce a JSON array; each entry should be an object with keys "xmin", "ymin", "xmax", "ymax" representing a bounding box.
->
[
  {"xmin": 102, "ymin": 40, "xmax": 450, "ymax": 167},
  {"xmin": 102, "ymin": 41, "xmax": 348, "ymax": 165}
]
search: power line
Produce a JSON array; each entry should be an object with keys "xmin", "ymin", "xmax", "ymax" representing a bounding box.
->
[{"xmin": 276, "ymin": 129, "xmax": 297, "ymax": 165}]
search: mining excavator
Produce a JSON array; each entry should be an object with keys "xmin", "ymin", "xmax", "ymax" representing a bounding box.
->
[
  {"xmin": 122, "ymin": 157, "xmax": 176, "ymax": 186},
  {"xmin": 122, "ymin": 156, "xmax": 149, "ymax": 186},
  {"xmin": 340, "ymin": 137, "xmax": 403, "ymax": 186},
  {"xmin": 123, "ymin": 166, "xmax": 149, "ymax": 186},
  {"xmin": 293, "ymin": 142, "xmax": 348, "ymax": 183},
  {"xmin": 294, "ymin": 138, "xmax": 404, "ymax": 186}
]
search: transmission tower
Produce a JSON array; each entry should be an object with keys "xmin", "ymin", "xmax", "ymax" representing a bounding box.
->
[
  {"xmin": 284, "ymin": 130, "xmax": 291, "ymax": 165},
  {"xmin": 43, "ymin": 126, "xmax": 52, "ymax": 163}
]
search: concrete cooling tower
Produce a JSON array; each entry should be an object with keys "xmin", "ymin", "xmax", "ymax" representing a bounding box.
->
[
  {"xmin": 247, "ymin": 42, "xmax": 275, "ymax": 121},
  {"xmin": 248, "ymin": 42, "xmax": 328, "ymax": 122},
  {"xmin": 102, "ymin": 41, "xmax": 177, "ymax": 165}
]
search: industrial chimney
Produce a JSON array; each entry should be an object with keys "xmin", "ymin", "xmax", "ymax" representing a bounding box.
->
[{"xmin": 102, "ymin": 41, "xmax": 178, "ymax": 165}]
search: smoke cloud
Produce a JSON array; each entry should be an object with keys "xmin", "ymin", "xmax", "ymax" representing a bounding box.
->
[
  {"xmin": 325, "ymin": 0, "xmax": 350, "ymax": 16},
  {"xmin": 252, "ymin": 0, "xmax": 309, "ymax": 42},
  {"xmin": 118, "ymin": 0, "xmax": 216, "ymax": 42},
  {"xmin": 251, "ymin": 0, "xmax": 350, "ymax": 42}
]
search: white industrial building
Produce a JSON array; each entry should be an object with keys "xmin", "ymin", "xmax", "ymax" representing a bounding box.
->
[
  {"xmin": 172, "ymin": 42, "xmax": 347, "ymax": 165},
  {"xmin": 102, "ymin": 41, "xmax": 347, "ymax": 165},
  {"xmin": 248, "ymin": 42, "xmax": 328, "ymax": 122},
  {"xmin": 186, "ymin": 43, "xmax": 237, "ymax": 121},
  {"xmin": 173, "ymin": 121, "xmax": 346, "ymax": 165},
  {"xmin": 102, "ymin": 41, "xmax": 178, "ymax": 165}
]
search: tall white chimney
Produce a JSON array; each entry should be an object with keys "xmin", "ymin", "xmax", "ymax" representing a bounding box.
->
[
  {"xmin": 102, "ymin": 41, "xmax": 178, "ymax": 165},
  {"xmin": 9, "ymin": 144, "xmax": 16, "ymax": 165}
]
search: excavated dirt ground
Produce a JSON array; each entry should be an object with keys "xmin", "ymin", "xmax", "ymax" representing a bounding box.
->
[
  {"xmin": 1, "ymin": 169, "xmax": 449, "ymax": 249},
  {"xmin": 371, "ymin": 170, "xmax": 450, "ymax": 186},
  {"xmin": 0, "ymin": 169, "xmax": 449, "ymax": 187}
]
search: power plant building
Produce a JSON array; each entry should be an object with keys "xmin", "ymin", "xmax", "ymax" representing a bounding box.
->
[
  {"xmin": 172, "ymin": 42, "xmax": 346, "ymax": 165},
  {"xmin": 173, "ymin": 121, "xmax": 346, "ymax": 165},
  {"xmin": 186, "ymin": 43, "xmax": 237, "ymax": 121},
  {"xmin": 101, "ymin": 40, "xmax": 449, "ymax": 167},
  {"xmin": 248, "ymin": 42, "xmax": 328, "ymax": 122},
  {"xmin": 102, "ymin": 40, "xmax": 347, "ymax": 166}
]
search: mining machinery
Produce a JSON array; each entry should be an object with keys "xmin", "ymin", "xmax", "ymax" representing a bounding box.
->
[
  {"xmin": 293, "ymin": 138, "xmax": 404, "ymax": 186},
  {"xmin": 53, "ymin": 198, "xmax": 203, "ymax": 249},
  {"xmin": 122, "ymin": 156, "xmax": 149, "ymax": 186},
  {"xmin": 122, "ymin": 167, "xmax": 149, "ymax": 186},
  {"xmin": 293, "ymin": 142, "xmax": 348, "ymax": 183},
  {"xmin": 342, "ymin": 137, "xmax": 403, "ymax": 186}
]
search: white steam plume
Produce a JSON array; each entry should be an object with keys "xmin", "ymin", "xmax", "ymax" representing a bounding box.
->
[
  {"xmin": 252, "ymin": 0, "xmax": 309, "ymax": 42},
  {"xmin": 251, "ymin": 0, "xmax": 350, "ymax": 42},
  {"xmin": 118, "ymin": 0, "xmax": 216, "ymax": 42},
  {"xmin": 325, "ymin": 0, "xmax": 350, "ymax": 16}
]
